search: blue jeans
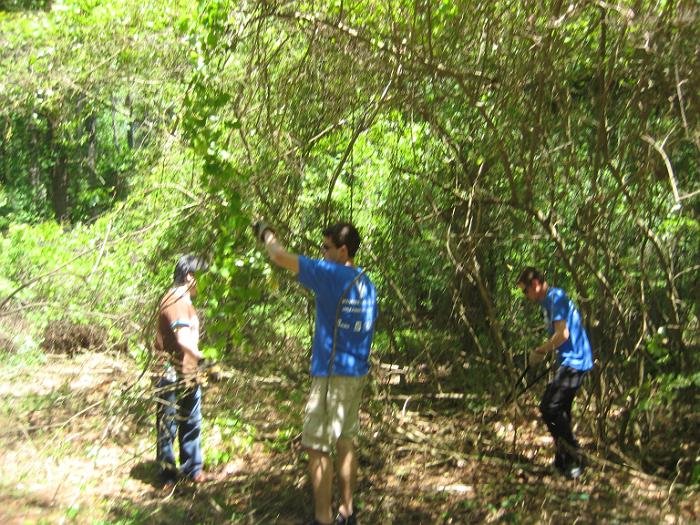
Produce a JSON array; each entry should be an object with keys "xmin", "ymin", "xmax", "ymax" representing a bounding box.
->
[{"xmin": 156, "ymin": 377, "xmax": 203, "ymax": 480}]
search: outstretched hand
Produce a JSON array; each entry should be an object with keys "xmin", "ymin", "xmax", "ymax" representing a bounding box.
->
[{"xmin": 252, "ymin": 220, "xmax": 274, "ymax": 242}]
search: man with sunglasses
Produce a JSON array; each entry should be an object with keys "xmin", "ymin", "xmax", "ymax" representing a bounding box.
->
[
  {"xmin": 253, "ymin": 220, "xmax": 378, "ymax": 525},
  {"xmin": 516, "ymin": 267, "xmax": 593, "ymax": 479}
]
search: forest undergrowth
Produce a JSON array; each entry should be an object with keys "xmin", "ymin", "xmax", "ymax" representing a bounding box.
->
[
  {"xmin": 0, "ymin": 322, "xmax": 697, "ymax": 524},
  {"xmin": 1, "ymin": 1, "xmax": 698, "ymax": 523}
]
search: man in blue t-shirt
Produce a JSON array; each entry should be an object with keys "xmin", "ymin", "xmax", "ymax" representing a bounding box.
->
[
  {"xmin": 517, "ymin": 267, "xmax": 593, "ymax": 480},
  {"xmin": 254, "ymin": 220, "xmax": 377, "ymax": 525}
]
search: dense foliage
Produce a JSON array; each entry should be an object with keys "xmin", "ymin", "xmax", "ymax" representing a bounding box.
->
[
  {"xmin": 180, "ymin": 0, "xmax": 699, "ymax": 480},
  {"xmin": 1, "ymin": 0, "xmax": 698, "ymax": 489}
]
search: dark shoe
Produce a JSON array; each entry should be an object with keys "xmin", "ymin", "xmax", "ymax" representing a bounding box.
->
[
  {"xmin": 159, "ymin": 469, "xmax": 178, "ymax": 489},
  {"xmin": 335, "ymin": 512, "xmax": 356, "ymax": 525},
  {"xmin": 160, "ymin": 478, "xmax": 177, "ymax": 496}
]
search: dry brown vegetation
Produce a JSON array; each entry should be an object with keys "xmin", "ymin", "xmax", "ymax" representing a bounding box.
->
[{"xmin": 1, "ymin": 327, "xmax": 697, "ymax": 524}]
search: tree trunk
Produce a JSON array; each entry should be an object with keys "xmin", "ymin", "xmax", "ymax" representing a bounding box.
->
[
  {"xmin": 126, "ymin": 92, "xmax": 134, "ymax": 149},
  {"xmin": 47, "ymin": 117, "xmax": 68, "ymax": 221},
  {"xmin": 29, "ymin": 120, "xmax": 41, "ymax": 208},
  {"xmin": 0, "ymin": 118, "xmax": 6, "ymax": 185},
  {"xmin": 86, "ymin": 113, "xmax": 97, "ymax": 187}
]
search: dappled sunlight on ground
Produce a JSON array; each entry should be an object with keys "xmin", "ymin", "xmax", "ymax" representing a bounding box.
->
[
  {"xmin": 0, "ymin": 351, "xmax": 127, "ymax": 398},
  {"xmin": 0, "ymin": 348, "xmax": 697, "ymax": 524}
]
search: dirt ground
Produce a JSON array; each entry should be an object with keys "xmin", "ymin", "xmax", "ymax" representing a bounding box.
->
[{"xmin": 0, "ymin": 349, "xmax": 698, "ymax": 524}]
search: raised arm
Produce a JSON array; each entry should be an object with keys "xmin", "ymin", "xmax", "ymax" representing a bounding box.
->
[
  {"xmin": 263, "ymin": 230, "xmax": 299, "ymax": 274},
  {"xmin": 253, "ymin": 221, "xmax": 299, "ymax": 274}
]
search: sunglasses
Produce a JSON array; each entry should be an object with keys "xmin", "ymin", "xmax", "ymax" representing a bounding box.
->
[{"xmin": 321, "ymin": 242, "xmax": 344, "ymax": 251}]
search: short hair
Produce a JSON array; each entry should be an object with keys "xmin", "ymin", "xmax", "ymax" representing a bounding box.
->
[
  {"xmin": 517, "ymin": 267, "xmax": 545, "ymax": 288},
  {"xmin": 323, "ymin": 222, "xmax": 361, "ymax": 258},
  {"xmin": 173, "ymin": 254, "xmax": 208, "ymax": 285}
]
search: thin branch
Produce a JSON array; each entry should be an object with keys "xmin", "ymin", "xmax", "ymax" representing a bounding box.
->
[
  {"xmin": 323, "ymin": 71, "xmax": 395, "ymax": 224},
  {"xmin": 641, "ymin": 134, "xmax": 681, "ymax": 205},
  {"xmin": 673, "ymin": 66, "xmax": 690, "ymax": 143}
]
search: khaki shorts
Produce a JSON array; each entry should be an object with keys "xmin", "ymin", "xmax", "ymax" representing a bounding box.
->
[{"xmin": 302, "ymin": 375, "xmax": 367, "ymax": 453}]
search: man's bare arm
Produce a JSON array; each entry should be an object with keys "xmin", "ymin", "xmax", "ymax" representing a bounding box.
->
[
  {"xmin": 535, "ymin": 320, "xmax": 569, "ymax": 355},
  {"xmin": 529, "ymin": 320, "xmax": 569, "ymax": 365},
  {"xmin": 262, "ymin": 230, "xmax": 299, "ymax": 274}
]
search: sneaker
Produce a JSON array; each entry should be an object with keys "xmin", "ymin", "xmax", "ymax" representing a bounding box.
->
[
  {"xmin": 334, "ymin": 512, "xmax": 356, "ymax": 525},
  {"xmin": 159, "ymin": 470, "xmax": 178, "ymax": 489},
  {"xmin": 564, "ymin": 464, "xmax": 584, "ymax": 480},
  {"xmin": 160, "ymin": 478, "xmax": 177, "ymax": 496}
]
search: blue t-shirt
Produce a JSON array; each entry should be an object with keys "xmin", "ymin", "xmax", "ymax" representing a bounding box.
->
[
  {"xmin": 539, "ymin": 287, "xmax": 593, "ymax": 372},
  {"xmin": 298, "ymin": 256, "xmax": 378, "ymax": 377}
]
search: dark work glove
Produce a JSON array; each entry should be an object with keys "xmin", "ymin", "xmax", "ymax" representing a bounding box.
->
[{"xmin": 252, "ymin": 220, "xmax": 274, "ymax": 242}]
